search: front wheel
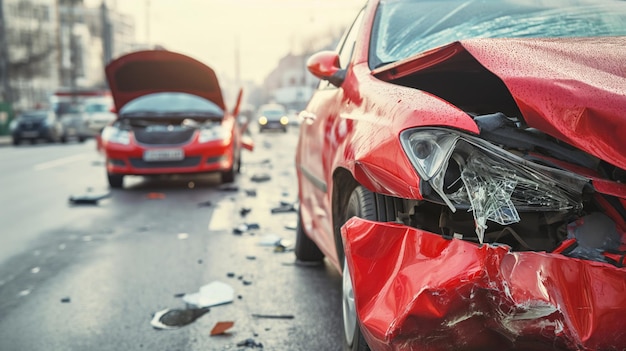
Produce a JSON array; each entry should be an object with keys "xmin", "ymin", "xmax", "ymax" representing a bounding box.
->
[
  {"xmin": 221, "ymin": 168, "xmax": 235, "ymax": 183},
  {"xmin": 340, "ymin": 186, "xmax": 377, "ymax": 351},
  {"xmin": 294, "ymin": 209, "xmax": 324, "ymax": 262},
  {"xmin": 108, "ymin": 173, "xmax": 124, "ymax": 189}
]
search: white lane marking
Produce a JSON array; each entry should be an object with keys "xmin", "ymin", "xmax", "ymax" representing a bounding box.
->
[{"xmin": 34, "ymin": 153, "xmax": 89, "ymax": 171}]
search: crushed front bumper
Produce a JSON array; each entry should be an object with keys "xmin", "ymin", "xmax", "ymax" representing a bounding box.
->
[{"xmin": 341, "ymin": 218, "xmax": 626, "ymax": 351}]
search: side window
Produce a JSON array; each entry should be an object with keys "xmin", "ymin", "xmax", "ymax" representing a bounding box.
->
[{"xmin": 317, "ymin": 8, "xmax": 365, "ymax": 90}]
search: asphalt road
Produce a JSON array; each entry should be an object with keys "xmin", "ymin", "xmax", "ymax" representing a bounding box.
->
[{"xmin": 0, "ymin": 127, "xmax": 344, "ymax": 350}]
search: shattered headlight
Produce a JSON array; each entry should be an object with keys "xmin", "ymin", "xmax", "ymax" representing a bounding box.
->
[
  {"xmin": 101, "ymin": 125, "xmax": 130, "ymax": 145},
  {"xmin": 401, "ymin": 128, "xmax": 588, "ymax": 243}
]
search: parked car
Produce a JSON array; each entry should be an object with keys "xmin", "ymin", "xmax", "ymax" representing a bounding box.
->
[
  {"xmin": 102, "ymin": 50, "xmax": 251, "ymax": 189},
  {"xmin": 10, "ymin": 109, "xmax": 63, "ymax": 145},
  {"xmin": 256, "ymin": 103, "xmax": 288, "ymax": 133},
  {"xmin": 53, "ymin": 102, "xmax": 90, "ymax": 143},
  {"xmin": 83, "ymin": 96, "xmax": 116, "ymax": 136},
  {"xmin": 294, "ymin": 1, "xmax": 626, "ymax": 350}
]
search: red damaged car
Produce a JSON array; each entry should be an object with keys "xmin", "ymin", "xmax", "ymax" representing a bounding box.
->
[
  {"xmin": 102, "ymin": 50, "xmax": 249, "ymax": 188},
  {"xmin": 294, "ymin": 1, "xmax": 626, "ymax": 350}
]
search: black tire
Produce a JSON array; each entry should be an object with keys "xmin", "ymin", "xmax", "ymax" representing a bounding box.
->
[
  {"xmin": 78, "ymin": 136, "xmax": 86, "ymax": 143},
  {"xmin": 108, "ymin": 173, "xmax": 124, "ymax": 189},
  {"xmin": 221, "ymin": 167, "xmax": 235, "ymax": 183},
  {"xmin": 12, "ymin": 138, "xmax": 19, "ymax": 146},
  {"xmin": 339, "ymin": 186, "xmax": 379, "ymax": 351},
  {"xmin": 60, "ymin": 135, "xmax": 68, "ymax": 143},
  {"xmin": 294, "ymin": 209, "xmax": 324, "ymax": 262}
]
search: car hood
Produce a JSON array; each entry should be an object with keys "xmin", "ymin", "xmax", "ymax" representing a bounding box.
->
[
  {"xmin": 374, "ymin": 37, "xmax": 626, "ymax": 170},
  {"xmin": 105, "ymin": 50, "xmax": 225, "ymax": 112}
]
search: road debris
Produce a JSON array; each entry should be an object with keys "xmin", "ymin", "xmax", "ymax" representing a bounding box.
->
[
  {"xmin": 258, "ymin": 234, "xmax": 282, "ymax": 246},
  {"xmin": 245, "ymin": 189, "xmax": 257, "ymax": 197},
  {"xmin": 182, "ymin": 281, "xmax": 234, "ymax": 308},
  {"xmin": 250, "ymin": 173, "xmax": 271, "ymax": 183},
  {"xmin": 219, "ymin": 184, "xmax": 239, "ymax": 192},
  {"xmin": 151, "ymin": 307, "xmax": 210, "ymax": 330},
  {"xmin": 68, "ymin": 192, "xmax": 111, "ymax": 205},
  {"xmin": 246, "ymin": 255, "xmax": 256, "ymax": 260},
  {"xmin": 240, "ymin": 207, "xmax": 252, "ymax": 217},
  {"xmin": 197, "ymin": 200, "xmax": 213, "ymax": 207},
  {"xmin": 270, "ymin": 202, "xmax": 296, "ymax": 213},
  {"xmin": 233, "ymin": 223, "xmax": 261, "ymax": 235},
  {"xmin": 177, "ymin": 233, "xmax": 189, "ymax": 240},
  {"xmin": 210, "ymin": 321, "xmax": 235, "ymax": 336},
  {"xmin": 146, "ymin": 192, "xmax": 166, "ymax": 200},
  {"xmin": 236, "ymin": 338, "xmax": 264, "ymax": 348},
  {"xmin": 251, "ymin": 313, "xmax": 294, "ymax": 319}
]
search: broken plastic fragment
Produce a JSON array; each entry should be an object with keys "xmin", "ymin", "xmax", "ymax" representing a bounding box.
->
[
  {"xmin": 236, "ymin": 338, "xmax": 263, "ymax": 348},
  {"xmin": 182, "ymin": 281, "xmax": 234, "ymax": 308},
  {"xmin": 250, "ymin": 173, "xmax": 271, "ymax": 183},
  {"xmin": 271, "ymin": 203, "xmax": 296, "ymax": 213},
  {"xmin": 251, "ymin": 313, "xmax": 294, "ymax": 319},
  {"xmin": 258, "ymin": 234, "xmax": 282, "ymax": 246},
  {"xmin": 68, "ymin": 192, "xmax": 111, "ymax": 205},
  {"xmin": 210, "ymin": 321, "xmax": 234, "ymax": 335},
  {"xmin": 177, "ymin": 233, "xmax": 189, "ymax": 240},
  {"xmin": 150, "ymin": 307, "xmax": 210, "ymax": 330},
  {"xmin": 146, "ymin": 192, "xmax": 165, "ymax": 200}
]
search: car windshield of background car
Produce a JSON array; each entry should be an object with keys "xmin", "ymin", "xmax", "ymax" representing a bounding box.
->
[
  {"xmin": 119, "ymin": 92, "xmax": 224, "ymax": 118},
  {"xmin": 370, "ymin": 0, "xmax": 626, "ymax": 69}
]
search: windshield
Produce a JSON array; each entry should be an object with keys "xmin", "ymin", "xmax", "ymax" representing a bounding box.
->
[
  {"xmin": 19, "ymin": 111, "xmax": 48, "ymax": 120},
  {"xmin": 370, "ymin": 0, "xmax": 626, "ymax": 68},
  {"xmin": 119, "ymin": 92, "xmax": 224, "ymax": 118}
]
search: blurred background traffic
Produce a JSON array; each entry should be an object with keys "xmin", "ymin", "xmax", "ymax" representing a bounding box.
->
[{"xmin": 0, "ymin": 0, "xmax": 362, "ymax": 142}]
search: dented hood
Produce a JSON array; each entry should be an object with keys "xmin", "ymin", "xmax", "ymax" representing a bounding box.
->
[
  {"xmin": 105, "ymin": 50, "xmax": 225, "ymax": 112},
  {"xmin": 377, "ymin": 37, "xmax": 626, "ymax": 170}
]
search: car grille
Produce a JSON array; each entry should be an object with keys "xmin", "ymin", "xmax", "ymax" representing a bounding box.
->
[
  {"xmin": 129, "ymin": 156, "xmax": 201, "ymax": 169},
  {"xmin": 134, "ymin": 129, "xmax": 195, "ymax": 145},
  {"xmin": 19, "ymin": 121, "xmax": 43, "ymax": 130}
]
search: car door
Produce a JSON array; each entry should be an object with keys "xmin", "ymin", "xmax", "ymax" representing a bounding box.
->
[{"xmin": 296, "ymin": 9, "xmax": 365, "ymax": 258}]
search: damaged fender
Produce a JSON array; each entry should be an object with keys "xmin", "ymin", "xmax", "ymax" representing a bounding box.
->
[{"xmin": 342, "ymin": 217, "xmax": 626, "ymax": 351}]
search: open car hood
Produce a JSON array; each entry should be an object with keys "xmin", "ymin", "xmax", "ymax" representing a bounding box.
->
[
  {"xmin": 374, "ymin": 37, "xmax": 626, "ymax": 170},
  {"xmin": 105, "ymin": 50, "xmax": 225, "ymax": 112}
]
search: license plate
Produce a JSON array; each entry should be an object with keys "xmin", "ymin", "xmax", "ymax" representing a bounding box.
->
[
  {"xmin": 21, "ymin": 131, "xmax": 39, "ymax": 138},
  {"xmin": 143, "ymin": 149, "xmax": 184, "ymax": 162}
]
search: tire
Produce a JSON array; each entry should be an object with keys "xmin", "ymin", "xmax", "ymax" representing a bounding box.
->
[
  {"xmin": 60, "ymin": 135, "xmax": 68, "ymax": 143},
  {"xmin": 221, "ymin": 167, "xmax": 235, "ymax": 183},
  {"xmin": 108, "ymin": 173, "xmax": 124, "ymax": 189},
  {"xmin": 339, "ymin": 186, "xmax": 379, "ymax": 351},
  {"xmin": 12, "ymin": 138, "xmax": 20, "ymax": 146},
  {"xmin": 294, "ymin": 209, "xmax": 324, "ymax": 262}
]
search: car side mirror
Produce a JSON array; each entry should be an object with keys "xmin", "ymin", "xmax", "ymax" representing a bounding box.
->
[{"xmin": 307, "ymin": 51, "xmax": 345, "ymax": 87}]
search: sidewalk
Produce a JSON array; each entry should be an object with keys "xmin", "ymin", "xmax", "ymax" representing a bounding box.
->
[{"xmin": 0, "ymin": 135, "xmax": 12, "ymax": 146}]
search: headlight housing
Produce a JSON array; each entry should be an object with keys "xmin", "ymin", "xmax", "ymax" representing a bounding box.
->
[
  {"xmin": 280, "ymin": 116, "xmax": 289, "ymax": 125},
  {"xmin": 101, "ymin": 125, "xmax": 130, "ymax": 145},
  {"xmin": 198, "ymin": 125, "xmax": 227, "ymax": 143},
  {"xmin": 258, "ymin": 116, "xmax": 268, "ymax": 125},
  {"xmin": 401, "ymin": 128, "xmax": 588, "ymax": 242}
]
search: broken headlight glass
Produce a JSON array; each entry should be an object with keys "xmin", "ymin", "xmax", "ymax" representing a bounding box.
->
[{"xmin": 400, "ymin": 128, "xmax": 589, "ymax": 243}]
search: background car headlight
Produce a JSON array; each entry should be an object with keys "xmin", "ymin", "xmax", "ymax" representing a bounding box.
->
[
  {"xmin": 8, "ymin": 119, "xmax": 17, "ymax": 132},
  {"xmin": 198, "ymin": 125, "xmax": 227, "ymax": 143},
  {"xmin": 280, "ymin": 116, "xmax": 289, "ymax": 125},
  {"xmin": 101, "ymin": 125, "xmax": 130, "ymax": 145},
  {"xmin": 258, "ymin": 116, "xmax": 268, "ymax": 125}
]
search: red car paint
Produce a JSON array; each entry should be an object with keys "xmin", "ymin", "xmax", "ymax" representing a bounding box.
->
[
  {"xmin": 295, "ymin": 1, "xmax": 626, "ymax": 350},
  {"xmin": 342, "ymin": 218, "xmax": 626, "ymax": 351}
]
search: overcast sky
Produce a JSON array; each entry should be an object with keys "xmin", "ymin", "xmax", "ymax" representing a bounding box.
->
[{"xmin": 89, "ymin": 0, "xmax": 365, "ymax": 84}]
